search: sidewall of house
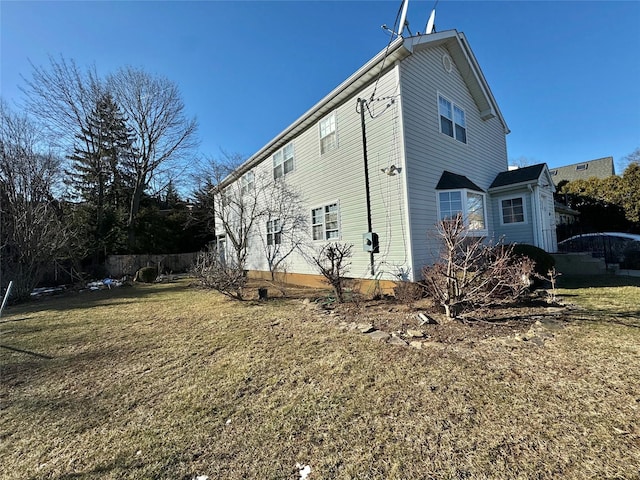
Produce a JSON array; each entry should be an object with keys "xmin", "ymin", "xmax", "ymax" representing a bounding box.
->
[
  {"xmin": 399, "ymin": 44, "xmax": 509, "ymax": 279},
  {"xmin": 240, "ymin": 66, "xmax": 412, "ymax": 281}
]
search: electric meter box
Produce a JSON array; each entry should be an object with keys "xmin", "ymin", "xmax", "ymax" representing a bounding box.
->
[{"xmin": 362, "ymin": 232, "xmax": 379, "ymax": 253}]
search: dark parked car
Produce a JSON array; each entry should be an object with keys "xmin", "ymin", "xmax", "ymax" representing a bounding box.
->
[{"xmin": 557, "ymin": 232, "xmax": 640, "ymax": 268}]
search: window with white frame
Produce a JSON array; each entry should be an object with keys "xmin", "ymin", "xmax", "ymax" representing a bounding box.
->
[
  {"xmin": 273, "ymin": 143, "xmax": 294, "ymax": 180},
  {"xmin": 438, "ymin": 94, "xmax": 467, "ymax": 143},
  {"xmin": 216, "ymin": 235, "xmax": 227, "ymax": 264},
  {"xmin": 311, "ymin": 202, "xmax": 339, "ymax": 240},
  {"xmin": 501, "ymin": 196, "xmax": 526, "ymax": 224},
  {"xmin": 266, "ymin": 219, "xmax": 282, "ymax": 246},
  {"xmin": 319, "ymin": 113, "xmax": 337, "ymax": 154},
  {"xmin": 220, "ymin": 188, "xmax": 230, "ymax": 207},
  {"xmin": 438, "ymin": 190, "xmax": 486, "ymax": 232},
  {"xmin": 240, "ymin": 170, "xmax": 254, "ymax": 195}
]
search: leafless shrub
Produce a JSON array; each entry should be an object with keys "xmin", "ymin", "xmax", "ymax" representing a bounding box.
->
[
  {"xmin": 536, "ymin": 267, "xmax": 561, "ymax": 304},
  {"xmin": 190, "ymin": 250, "xmax": 246, "ymax": 300},
  {"xmin": 422, "ymin": 214, "xmax": 534, "ymax": 318},
  {"xmin": 393, "ymin": 281, "xmax": 425, "ymax": 307},
  {"xmin": 311, "ymin": 242, "xmax": 353, "ymax": 303}
]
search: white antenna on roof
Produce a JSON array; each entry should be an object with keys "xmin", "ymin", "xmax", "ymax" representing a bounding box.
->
[
  {"xmin": 425, "ymin": 8, "xmax": 436, "ymax": 34},
  {"xmin": 398, "ymin": 0, "xmax": 410, "ymax": 37}
]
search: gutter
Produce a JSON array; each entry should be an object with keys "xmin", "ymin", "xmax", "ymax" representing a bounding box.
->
[{"xmin": 219, "ymin": 36, "xmax": 409, "ymax": 187}]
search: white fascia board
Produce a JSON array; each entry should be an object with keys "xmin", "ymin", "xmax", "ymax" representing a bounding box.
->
[
  {"xmin": 456, "ymin": 33, "xmax": 510, "ymax": 134},
  {"xmin": 488, "ymin": 180, "xmax": 537, "ymax": 194},
  {"xmin": 408, "ymin": 30, "xmax": 510, "ymax": 135},
  {"xmin": 220, "ymin": 37, "xmax": 409, "ymax": 187}
]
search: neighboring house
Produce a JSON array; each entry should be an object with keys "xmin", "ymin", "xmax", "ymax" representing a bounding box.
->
[
  {"xmin": 549, "ymin": 156, "xmax": 615, "ymax": 186},
  {"xmin": 215, "ymin": 29, "xmax": 557, "ymax": 286},
  {"xmin": 554, "ymin": 202, "xmax": 580, "ymax": 226}
]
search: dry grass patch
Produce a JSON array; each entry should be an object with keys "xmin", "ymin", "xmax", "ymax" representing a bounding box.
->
[{"xmin": 1, "ymin": 278, "xmax": 638, "ymax": 479}]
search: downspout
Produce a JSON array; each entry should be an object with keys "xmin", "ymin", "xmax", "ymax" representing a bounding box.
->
[{"xmin": 358, "ymin": 97, "xmax": 375, "ymax": 276}]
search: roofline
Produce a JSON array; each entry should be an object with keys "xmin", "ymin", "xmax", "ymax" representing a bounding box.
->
[
  {"xmin": 222, "ymin": 29, "xmax": 510, "ymax": 186},
  {"xmin": 221, "ymin": 36, "xmax": 409, "ymax": 186},
  {"xmin": 457, "ymin": 32, "xmax": 510, "ymax": 134},
  {"xmin": 488, "ymin": 180, "xmax": 538, "ymax": 193},
  {"xmin": 405, "ymin": 31, "xmax": 509, "ymax": 135},
  {"xmin": 488, "ymin": 163, "xmax": 555, "ymax": 193},
  {"xmin": 551, "ymin": 156, "xmax": 614, "ymax": 169}
]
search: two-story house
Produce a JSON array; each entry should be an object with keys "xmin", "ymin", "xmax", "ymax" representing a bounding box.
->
[{"xmin": 215, "ymin": 29, "xmax": 557, "ymax": 288}]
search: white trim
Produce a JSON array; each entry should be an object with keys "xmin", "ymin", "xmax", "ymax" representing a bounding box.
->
[
  {"xmin": 436, "ymin": 91, "xmax": 467, "ymax": 144},
  {"xmin": 240, "ymin": 170, "xmax": 255, "ymax": 195},
  {"xmin": 436, "ymin": 188, "xmax": 488, "ymax": 237},
  {"xmin": 273, "ymin": 142, "xmax": 295, "ymax": 180},
  {"xmin": 310, "ymin": 200, "xmax": 341, "ymax": 242},
  {"xmin": 498, "ymin": 194, "xmax": 528, "ymax": 226},
  {"xmin": 529, "ymin": 184, "xmax": 540, "ymax": 248},
  {"xmin": 395, "ymin": 63, "xmax": 416, "ymax": 281},
  {"xmin": 319, "ymin": 111, "xmax": 338, "ymax": 155}
]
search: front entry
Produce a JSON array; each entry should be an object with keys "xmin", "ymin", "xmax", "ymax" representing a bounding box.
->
[{"xmin": 539, "ymin": 191, "xmax": 557, "ymax": 252}]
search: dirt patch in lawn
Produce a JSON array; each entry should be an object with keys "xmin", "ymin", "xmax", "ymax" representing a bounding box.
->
[{"xmin": 245, "ymin": 279, "xmax": 571, "ymax": 345}]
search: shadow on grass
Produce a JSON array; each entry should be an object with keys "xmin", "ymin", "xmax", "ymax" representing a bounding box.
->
[
  {"xmin": 566, "ymin": 309, "xmax": 640, "ymax": 329},
  {"xmin": 0, "ymin": 316, "xmax": 34, "ymax": 324},
  {"xmin": 0, "ymin": 344, "xmax": 53, "ymax": 359},
  {"xmin": 2, "ymin": 281, "xmax": 193, "ymax": 316},
  {"xmin": 559, "ymin": 274, "xmax": 640, "ymax": 289}
]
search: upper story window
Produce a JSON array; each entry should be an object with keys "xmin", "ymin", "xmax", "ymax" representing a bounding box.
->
[
  {"xmin": 319, "ymin": 112, "xmax": 337, "ymax": 154},
  {"xmin": 501, "ymin": 196, "xmax": 526, "ymax": 225},
  {"xmin": 266, "ymin": 219, "xmax": 282, "ymax": 246},
  {"xmin": 438, "ymin": 190, "xmax": 486, "ymax": 233},
  {"xmin": 576, "ymin": 164, "xmax": 588, "ymax": 171},
  {"xmin": 438, "ymin": 94, "xmax": 467, "ymax": 144},
  {"xmin": 311, "ymin": 202, "xmax": 339, "ymax": 240},
  {"xmin": 240, "ymin": 170, "xmax": 254, "ymax": 195},
  {"xmin": 220, "ymin": 188, "xmax": 230, "ymax": 207},
  {"xmin": 273, "ymin": 143, "xmax": 294, "ymax": 180}
]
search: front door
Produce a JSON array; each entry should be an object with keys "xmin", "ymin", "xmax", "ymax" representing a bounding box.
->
[{"xmin": 539, "ymin": 191, "xmax": 557, "ymax": 252}]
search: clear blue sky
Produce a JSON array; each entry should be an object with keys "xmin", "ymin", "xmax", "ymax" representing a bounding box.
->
[{"xmin": 2, "ymin": 1, "xmax": 639, "ymax": 172}]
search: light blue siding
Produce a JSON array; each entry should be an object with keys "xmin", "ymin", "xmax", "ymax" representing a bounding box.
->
[
  {"xmin": 399, "ymin": 44, "xmax": 509, "ymax": 277},
  {"xmin": 244, "ymin": 66, "xmax": 412, "ymax": 280},
  {"xmin": 491, "ymin": 190, "xmax": 536, "ymax": 245}
]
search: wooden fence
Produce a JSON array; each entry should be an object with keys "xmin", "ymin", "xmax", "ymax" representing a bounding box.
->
[{"xmin": 105, "ymin": 253, "xmax": 198, "ymax": 278}]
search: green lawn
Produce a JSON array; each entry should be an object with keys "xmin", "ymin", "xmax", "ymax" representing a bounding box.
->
[{"xmin": 1, "ymin": 278, "xmax": 639, "ymax": 479}]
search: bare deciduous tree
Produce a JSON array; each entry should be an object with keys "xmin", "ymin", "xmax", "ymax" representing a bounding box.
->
[
  {"xmin": 190, "ymin": 249, "xmax": 246, "ymax": 300},
  {"xmin": 311, "ymin": 242, "xmax": 353, "ymax": 303},
  {"xmin": 190, "ymin": 153, "xmax": 308, "ymax": 296},
  {"xmin": 422, "ymin": 214, "xmax": 534, "ymax": 318},
  {"xmin": 189, "ymin": 153, "xmax": 259, "ymax": 300},
  {"xmin": 0, "ymin": 101, "xmax": 72, "ymax": 300},
  {"xmin": 108, "ymin": 67, "xmax": 199, "ymax": 247},
  {"xmin": 206, "ymin": 154, "xmax": 264, "ymax": 271},
  {"xmin": 21, "ymin": 55, "xmax": 103, "ymax": 151},
  {"xmin": 260, "ymin": 180, "xmax": 307, "ymax": 281}
]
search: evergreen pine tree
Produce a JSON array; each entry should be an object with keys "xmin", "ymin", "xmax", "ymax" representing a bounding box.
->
[{"xmin": 66, "ymin": 93, "xmax": 135, "ymax": 263}]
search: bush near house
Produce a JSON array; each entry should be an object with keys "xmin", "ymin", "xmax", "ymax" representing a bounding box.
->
[
  {"xmin": 511, "ymin": 244, "xmax": 555, "ymax": 285},
  {"xmin": 423, "ymin": 216, "xmax": 534, "ymax": 318}
]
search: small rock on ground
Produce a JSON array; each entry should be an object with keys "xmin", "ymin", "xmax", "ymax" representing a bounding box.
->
[
  {"xmin": 367, "ymin": 330, "xmax": 391, "ymax": 342},
  {"xmin": 389, "ymin": 336, "xmax": 408, "ymax": 347}
]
